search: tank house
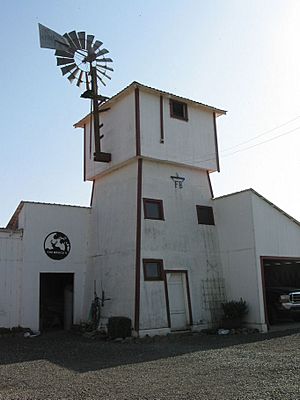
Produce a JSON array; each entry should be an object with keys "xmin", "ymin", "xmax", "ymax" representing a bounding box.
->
[{"xmin": 1, "ymin": 82, "xmax": 300, "ymax": 335}]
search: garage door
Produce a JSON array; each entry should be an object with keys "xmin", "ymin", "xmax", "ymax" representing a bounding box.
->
[{"xmin": 262, "ymin": 257, "xmax": 300, "ymax": 325}]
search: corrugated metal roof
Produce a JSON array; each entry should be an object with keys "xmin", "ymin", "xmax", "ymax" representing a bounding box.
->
[
  {"xmin": 214, "ymin": 188, "xmax": 300, "ymax": 228},
  {"xmin": 74, "ymin": 81, "xmax": 227, "ymax": 128}
]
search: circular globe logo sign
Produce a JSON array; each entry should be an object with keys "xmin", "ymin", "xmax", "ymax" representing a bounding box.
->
[{"xmin": 44, "ymin": 232, "xmax": 71, "ymax": 260}]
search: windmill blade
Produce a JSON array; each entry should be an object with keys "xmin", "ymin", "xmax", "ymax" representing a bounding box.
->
[
  {"xmin": 61, "ymin": 63, "xmax": 77, "ymax": 76},
  {"xmin": 55, "ymin": 49, "xmax": 75, "ymax": 58},
  {"xmin": 67, "ymin": 67, "xmax": 80, "ymax": 83},
  {"xmin": 78, "ymin": 31, "xmax": 86, "ymax": 49},
  {"xmin": 97, "ymin": 73, "xmax": 107, "ymax": 86},
  {"xmin": 56, "ymin": 57, "xmax": 75, "ymax": 66},
  {"xmin": 76, "ymin": 70, "xmax": 84, "ymax": 87},
  {"xmin": 97, "ymin": 68, "xmax": 111, "ymax": 80},
  {"xmin": 68, "ymin": 31, "xmax": 81, "ymax": 49},
  {"xmin": 92, "ymin": 40, "xmax": 103, "ymax": 52},
  {"xmin": 86, "ymin": 34, "xmax": 95, "ymax": 50},
  {"xmin": 97, "ymin": 57, "xmax": 113, "ymax": 63},
  {"xmin": 63, "ymin": 33, "xmax": 76, "ymax": 49},
  {"xmin": 85, "ymin": 72, "xmax": 91, "ymax": 90},
  {"xmin": 96, "ymin": 63, "xmax": 114, "ymax": 72},
  {"xmin": 95, "ymin": 48, "xmax": 109, "ymax": 57}
]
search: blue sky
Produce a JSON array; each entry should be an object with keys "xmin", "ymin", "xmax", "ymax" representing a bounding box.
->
[{"xmin": 1, "ymin": 0, "xmax": 299, "ymax": 226}]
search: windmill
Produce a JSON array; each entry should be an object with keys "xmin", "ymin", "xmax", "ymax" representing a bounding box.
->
[{"xmin": 38, "ymin": 24, "xmax": 113, "ymax": 162}]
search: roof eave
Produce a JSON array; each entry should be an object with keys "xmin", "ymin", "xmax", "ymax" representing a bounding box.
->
[{"xmin": 74, "ymin": 81, "xmax": 227, "ymax": 129}]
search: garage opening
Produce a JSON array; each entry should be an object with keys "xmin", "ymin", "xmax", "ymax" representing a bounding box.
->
[
  {"xmin": 40, "ymin": 273, "xmax": 74, "ymax": 331},
  {"xmin": 262, "ymin": 258, "xmax": 300, "ymax": 325}
]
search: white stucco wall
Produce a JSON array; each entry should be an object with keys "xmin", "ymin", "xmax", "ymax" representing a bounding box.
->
[
  {"xmin": 139, "ymin": 160, "xmax": 224, "ymax": 331},
  {"xmin": 0, "ymin": 229, "xmax": 23, "ymax": 328},
  {"xmin": 86, "ymin": 161, "xmax": 138, "ymax": 324},
  {"xmin": 84, "ymin": 92, "xmax": 136, "ymax": 181},
  {"xmin": 18, "ymin": 203, "xmax": 90, "ymax": 330},
  {"xmin": 140, "ymin": 90, "xmax": 218, "ymax": 172}
]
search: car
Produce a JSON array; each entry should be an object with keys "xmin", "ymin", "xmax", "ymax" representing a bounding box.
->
[{"xmin": 265, "ymin": 286, "xmax": 300, "ymax": 324}]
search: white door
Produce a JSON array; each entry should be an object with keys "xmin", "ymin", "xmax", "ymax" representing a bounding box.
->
[{"xmin": 167, "ymin": 272, "xmax": 189, "ymax": 330}]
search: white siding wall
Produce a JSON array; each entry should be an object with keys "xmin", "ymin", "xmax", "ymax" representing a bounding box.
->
[
  {"xmin": 251, "ymin": 193, "xmax": 300, "ymax": 327},
  {"xmin": 140, "ymin": 160, "xmax": 224, "ymax": 330},
  {"xmin": 0, "ymin": 230, "xmax": 23, "ymax": 328},
  {"xmin": 252, "ymin": 194, "xmax": 300, "ymax": 257},
  {"xmin": 140, "ymin": 91, "xmax": 218, "ymax": 172},
  {"xmin": 213, "ymin": 192, "xmax": 263, "ymax": 328},
  {"xmin": 84, "ymin": 92, "xmax": 136, "ymax": 181},
  {"xmin": 215, "ymin": 190, "xmax": 300, "ymax": 331},
  {"xmin": 19, "ymin": 203, "xmax": 90, "ymax": 330},
  {"xmin": 86, "ymin": 161, "xmax": 138, "ymax": 324}
]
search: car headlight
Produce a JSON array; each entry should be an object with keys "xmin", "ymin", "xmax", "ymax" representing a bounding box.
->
[{"xmin": 280, "ymin": 294, "xmax": 290, "ymax": 303}]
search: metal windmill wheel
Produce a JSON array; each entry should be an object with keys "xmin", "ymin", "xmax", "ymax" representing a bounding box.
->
[{"xmin": 39, "ymin": 24, "xmax": 113, "ymax": 162}]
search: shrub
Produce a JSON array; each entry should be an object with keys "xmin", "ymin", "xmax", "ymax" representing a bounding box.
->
[{"xmin": 222, "ymin": 298, "xmax": 248, "ymax": 319}]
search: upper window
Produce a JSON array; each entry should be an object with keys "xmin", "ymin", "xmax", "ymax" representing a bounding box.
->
[
  {"xmin": 143, "ymin": 259, "xmax": 164, "ymax": 281},
  {"xmin": 170, "ymin": 99, "xmax": 188, "ymax": 121},
  {"xmin": 143, "ymin": 198, "xmax": 164, "ymax": 220},
  {"xmin": 196, "ymin": 205, "xmax": 215, "ymax": 225}
]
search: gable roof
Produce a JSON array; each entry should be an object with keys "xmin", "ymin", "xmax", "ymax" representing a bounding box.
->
[
  {"xmin": 6, "ymin": 201, "xmax": 90, "ymax": 230},
  {"xmin": 74, "ymin": 81, "xmax": 227, "ymax": 128},
  {"xmin": 214, "ymin": 188, "xmax": 300, "ymax": 228}
]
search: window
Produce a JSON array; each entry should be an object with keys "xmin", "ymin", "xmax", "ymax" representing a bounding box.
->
[
  {"xmin": 169, "ymin": 99, "xmax": 188, "ymax": 121},
  {"xmin": 196, "ymin": 205, "xmax": 215, "ymax": 225},
  {"xmin": 143, "ymin": 259, "xmax": 164, "ymax": 281},
  {"xmin": 143, "ymin": 198, "xmax": 164, "ymax": 220}
]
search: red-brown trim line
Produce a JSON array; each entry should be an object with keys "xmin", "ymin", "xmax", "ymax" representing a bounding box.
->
[
  {"xmin": 213, "ymin": 112, "xmax": 220, "ymax": 172},
  {"xmin": 207, "ymin": 171, "xmax": 214, "ymax": 198},
  {"xmin": 135, "ymin": 87, "xmax": 141, "ymax": 156},
  {"xmin": 164, "ymin": 270, "xmax": 193, "ymax": 326},
  {"xmin": 83, "ymin": 123, "xmax": 87, "ymax": 181},
  {"xmin": 134, "ymin": 158, "xmax": 143, "ymax": 332},
  {"xmin": 90, "ymin": 180, "xmax": 95, "ymax": 207},
  {"xmin": 163, "ymin": 271, "xmax": 171, "ymax": 328},
  {"xmin": 260, "ymin": 256, "xmax": 269, "ymax": 328},
  {"xmin": 160, "ymin": 95, "xmax": 164, "ymax": 143}
]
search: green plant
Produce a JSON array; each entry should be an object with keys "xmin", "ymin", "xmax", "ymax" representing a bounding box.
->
[{"xmin": 222, "ymin": 298, "xmax": 248, "ymax": 319}]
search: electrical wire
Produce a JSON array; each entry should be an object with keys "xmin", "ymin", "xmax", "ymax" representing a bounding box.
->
[
  {"xmin": 222, "ymin": 115, "xmax": 300, "ymax": 153},
  {"xmin": 180, "ymin": 123, "xmax": 300, "ymax": 166}
]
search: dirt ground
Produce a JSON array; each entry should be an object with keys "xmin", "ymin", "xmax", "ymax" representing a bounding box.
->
[{"xmin": 0, "ymin": 328, "xmax": 299, "ymax": 399}]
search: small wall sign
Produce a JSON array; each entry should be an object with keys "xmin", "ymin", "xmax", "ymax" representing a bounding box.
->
[
  {"xmin": 44, "ymin": 232, "xmax": 71, "ymax": 260},
  {"xmin": 171, "ymin": 173, "xmax": 185, "ymax": 189}
]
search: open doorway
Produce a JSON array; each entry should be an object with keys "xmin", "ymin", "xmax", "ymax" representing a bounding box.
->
[
  {"xmin": 40, "ymin": 273, "xmax": 74, "ymax": 331},
  {"xmin": 262, "ymin": 257, "xmax": 300, "ymax": 326}
]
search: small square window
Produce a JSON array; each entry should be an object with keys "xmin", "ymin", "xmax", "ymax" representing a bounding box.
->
[
  {"xmin": 196, "ymin": 205, "xmax": 215, "ymax": 225},
  {"xmin": 143, "ymin": 198, "xmax": 164, "ymax": 220},
  {"xmin": 143, "ymin": 259, "xmax": 164, "ymax": 281},
  {"xmin": 170, "ymin": 99, "xmax": 188, "ymax": 121}
]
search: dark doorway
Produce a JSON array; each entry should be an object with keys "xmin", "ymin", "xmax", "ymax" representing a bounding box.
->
[
  {"xmin": 262, "ymin": 257, "xmax": 300, "ymax": 325},
  {"xmin": 40, "ymin": 273, "xmax": 74, "ymax": 331}
]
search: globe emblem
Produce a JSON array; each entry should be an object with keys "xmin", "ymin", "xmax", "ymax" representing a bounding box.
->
[{"xmin": 44, "ymin": 232, "xmax": 71, "ymax": 260}]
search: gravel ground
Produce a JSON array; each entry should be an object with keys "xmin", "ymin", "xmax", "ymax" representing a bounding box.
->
[{"xmin": 0, "ymin": 328, "xmax": 299, "ymax": 399}]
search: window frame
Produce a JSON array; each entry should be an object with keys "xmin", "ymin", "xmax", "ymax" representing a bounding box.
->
[
  {"xmin": 196, "ymin": 205, "xmax": 215, "ymax": 225},
  {"xmin": 143, "ymin": 259, "xmax": 164, "ymax": 281},
  {"xmin": 143, "ymin": 198, "xmax": 165, "ymax": 220},
  {"xmin": 169, "ymin": 99, "xmax": 188, "ymax": 121}
]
